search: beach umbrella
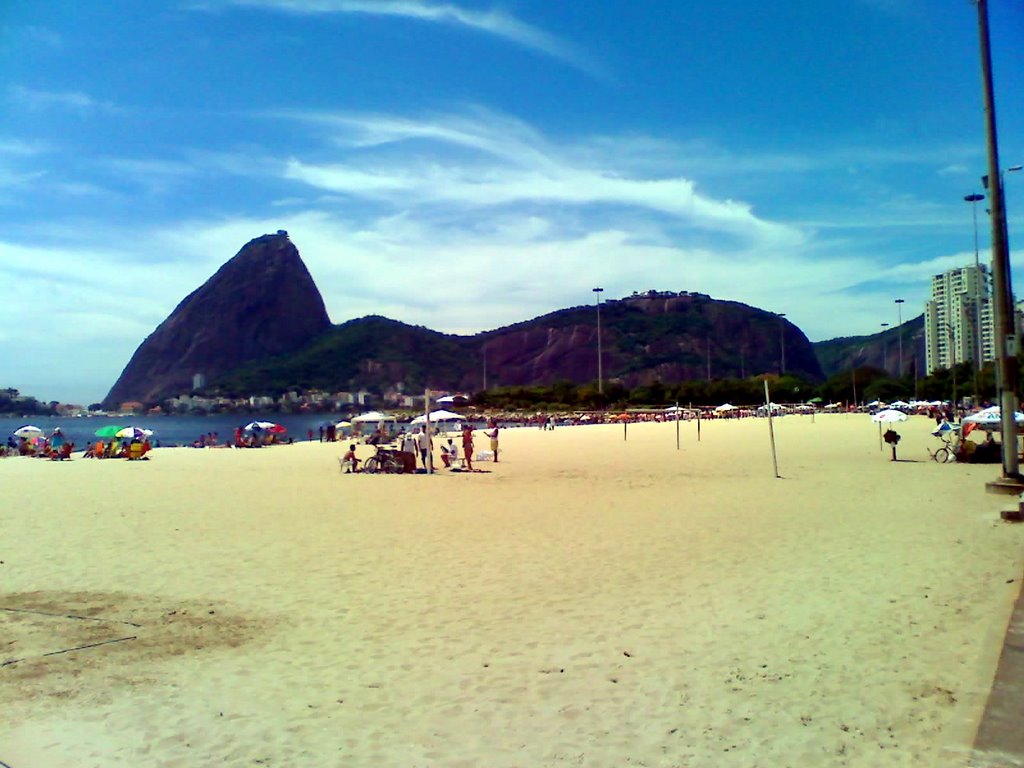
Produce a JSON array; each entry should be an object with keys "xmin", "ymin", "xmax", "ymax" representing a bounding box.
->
[
  {"xmin": 714, "ymin": 403, "xmax": 736, "ymax": 412},
  {"xmin": 267, "ymin": 424, "xmax": 287, "ymax": 434},
  {"xmin": 807, "ymin": 397, "xmax": 823, "ymax": 404},
  {"xmin": 115, "ymin": 426, "xmax": 148, "ymax": 440},
  {"xmin": 871, "ymin": 409, "xmax": 908, "ymax": 423},
  {"xmin": 95, "ymin": 424, "xmax": 126, "ymax": 438},
  {"xmin": 13, "ymin": 425, "xmax": 43, "ymax": 438},
  {"xmin": 243, "ymin": 420, "xmax": 276, "ymax": 431},
  {"xmin": 335, "ymin": 420, "xmax": 352, "ymax": 428}
]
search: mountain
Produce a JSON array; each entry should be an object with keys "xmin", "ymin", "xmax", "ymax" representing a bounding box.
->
[
  {"xmin": 813, "ymin": 315, "xmax": 925, "ymax": 378},
  {"xmin": 213, "ymin": 290, "xmax": 824, "ymax": 397},
  {"xmin": 102, "ymin": 232, "xmax": 331, "ymax": 408}
]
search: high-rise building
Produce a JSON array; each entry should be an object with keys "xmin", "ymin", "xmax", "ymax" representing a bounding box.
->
[{"xmin": 924, "ymin": 264, "xmax": 994, "ymax": 373}]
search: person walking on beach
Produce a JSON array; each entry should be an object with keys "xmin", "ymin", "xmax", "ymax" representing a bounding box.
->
[
  {"xmin": 461, "ymin": 424, "xmax": 474, "ymax": 472},
  {"xmin": 414, "ymin": 427, "xmax": 432, "ymax": 469}
]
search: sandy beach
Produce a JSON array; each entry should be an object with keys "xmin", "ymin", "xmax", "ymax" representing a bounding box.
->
[{"xmin": 2, "ymin": 413, "xmax": 1023, "ymax": 767}]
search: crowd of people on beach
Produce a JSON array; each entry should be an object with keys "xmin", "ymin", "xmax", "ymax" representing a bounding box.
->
[
  {"xmin": 4, "ymin": 428, "xmax": 76, "ymax": 460},
  {"xmin": 341, "ymin": 421, "xmax": 500, "ymax": 474}
]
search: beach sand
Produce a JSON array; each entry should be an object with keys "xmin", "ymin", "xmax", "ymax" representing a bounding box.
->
[{"xmin": 2, "ymin": 414, "xmax": 1023, "ymax": 767}]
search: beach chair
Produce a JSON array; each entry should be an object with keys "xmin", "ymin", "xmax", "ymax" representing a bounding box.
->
[{"xmin": 338, "ymin": 456, "xmax": 357, "ymax": 473}]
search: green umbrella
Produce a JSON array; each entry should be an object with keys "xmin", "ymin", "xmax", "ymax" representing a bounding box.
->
[
  {"xmin": 807, "ymin": 397, "xmax": 823, "ymax": 404},
  {"xmin": 94, "ymin": 425, "xmax": 126, "ymax": 438}
]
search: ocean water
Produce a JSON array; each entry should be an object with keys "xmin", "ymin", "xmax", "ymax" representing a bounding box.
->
[
  {"xmin": 0, "ymin": 413, "xmax": 496, "ymax": 448},
  {"xmin": 1, "ymin": 413, "xmax": 359, "ymax": 448}
]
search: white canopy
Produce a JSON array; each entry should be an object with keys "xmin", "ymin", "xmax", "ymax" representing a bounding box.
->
[
  {"xmin": 352, "ymin": 411, "xmax": 396, "ymax": 423},
  {"xmin": 714, "ymin": 403, "xmax": 736, "ymax": 412},
  {"xmin": 436, "ymin": 394, "xmax": 469, "ymax": 405},
  {"xmin": 411, "ymin": 409, "xmax": 466, "ymax": 425},
  {"xmin": 962, "ymin": 407, "xmax": 1024, "ymax": 430}
]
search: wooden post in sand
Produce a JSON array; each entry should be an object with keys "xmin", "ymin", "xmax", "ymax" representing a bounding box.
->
[
  {"xmin": 675, "ymin": 401, "xmax": 680, "ymax": 450},
  {"xmin": 623, "ymin": 418, "xmax": 628, "ymax": 441},
  {"xmin": 765, "ymin": 380, "xmax": 780, "ymax": 478},
  {"xmin": 424, "ymin": 389, "xmax": 434, "ymax": 474}
]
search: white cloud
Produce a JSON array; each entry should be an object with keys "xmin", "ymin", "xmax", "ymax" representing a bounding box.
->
[
  {"xmin": 275, "ymin": 109, "xmax": 802, "ymax": 246},
  {"xmin": 8, "ymin": 86, "xmax": 115, "ymax": 114},
  {"xmin": 209, "ymin": 0, "xmax": 603, "ymax": 76}
]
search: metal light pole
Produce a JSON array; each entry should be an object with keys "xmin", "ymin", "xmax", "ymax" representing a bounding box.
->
[
  {"xmin": 778, "ymin": 313, "xmax": 786, "ymax": 375},
  {"xmin": 880, "ymin": 322, "xmax": 890, "ymax": 375},
  {"xmin": 593, "ymin": 287, "xmax": 604, "ymax": 395},
  {"xmin": 965, "ymin": 192, "xmax": 985, "ymax": 404},
  {"xmin": 894, "ymin": 299, "xmax": 904, "ymax": 377},
  {"xmin": 974, "ymin": 0, "xmax": 1021, "ymax": 489}
]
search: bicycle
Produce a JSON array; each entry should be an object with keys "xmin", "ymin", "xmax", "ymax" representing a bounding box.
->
[
  {"xmin": 362, "ymin": 446, "xmax": 407, "ymax": 474},
  {"xmin": 927, "ymin": 430, "xmax": 959, "ymax": 463}
]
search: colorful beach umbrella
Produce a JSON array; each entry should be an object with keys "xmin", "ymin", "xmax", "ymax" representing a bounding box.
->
[{"xmin": 95, "ymin": 425, "xmax": 126, "ymax": 438}]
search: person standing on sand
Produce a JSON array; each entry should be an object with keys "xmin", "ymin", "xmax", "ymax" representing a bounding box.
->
[
  {"xmin": 461, "ymin": 424, "xmax": 474, "ymax": 471},
  {"xmin": 485, "ymin": 422, "xmax": 499, "ymax": 462},
  {"xmin": 414, "ymin": 427, "xmax": 432, "ymax": 469}
]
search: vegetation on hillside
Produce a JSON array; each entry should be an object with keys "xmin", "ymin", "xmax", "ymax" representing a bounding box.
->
[{"xmin": 0, "ymin": 388, "xmax": 58, "ymax": 416}]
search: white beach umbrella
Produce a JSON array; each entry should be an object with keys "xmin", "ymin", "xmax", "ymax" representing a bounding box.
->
[
  {"xmin": 871, "ymin": 409, "xmax": 908, "ymax": 424},
  {"xmin": 243, "ymin": 420, "xmax": 277, "ymax": 431},
  {"xmin": 13, "ymin": 425, "xmax": 43, "ymax": 438},
  {"xmin": 714, "ymin": 403, "xmax": 736, "ymax": 412}
]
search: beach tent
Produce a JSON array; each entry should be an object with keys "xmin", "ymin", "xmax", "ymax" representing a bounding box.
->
[
  {"xmin": 714, "ymin": 403, "xmax": 736, "ymax": 412},
  {"xmin": 411, "ymin": 409, "xmax": 465, "ymax": 425},
  {"xmin": 961, "ymin": 407, "xmax": 1024, "ymax": 431},
  {"xmin": 351, "ymin": 411, "xmax": 396, "ymax": 423}
]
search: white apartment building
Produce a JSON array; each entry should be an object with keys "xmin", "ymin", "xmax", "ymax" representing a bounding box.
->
[{"xmin": 924, "ymin": 264, "xmax": 994, "ymax": 373}]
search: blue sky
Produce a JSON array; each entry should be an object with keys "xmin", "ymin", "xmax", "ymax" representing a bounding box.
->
[{"xmin": 1, "ymin": 0, "xmax": 1022, "ymax": 404}]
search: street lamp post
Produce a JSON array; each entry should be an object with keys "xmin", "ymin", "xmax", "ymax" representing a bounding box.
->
[
  {"xmin": 974, "ymin": 0, "xmax": 1022, "ymax": 490},
  {"xmin": 593, "ymin": 287, "xmax": 604, "ymax": 395},
  {"xmin": 880, "ymin": 323, "xmax": 890, "ymax": 375},
  {"xmin": 894, "ymin": 299, "xmax": 905, "ymax": 377},
  {"xmin": 778, "ymin": 314, "xmax": 786, "ymax": 375},
  {"xmin": 965, "ymin": 192, "xmax": 985, "ymax": 403}
]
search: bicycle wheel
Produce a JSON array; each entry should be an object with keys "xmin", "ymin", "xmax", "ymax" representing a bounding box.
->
[
  {"xmin": 933, "ymin": 447, "xmax": 949, "ymax": 464},
  {"xmin": 363, "ymin": 456, "xmax": 380, "ymax": 474}
]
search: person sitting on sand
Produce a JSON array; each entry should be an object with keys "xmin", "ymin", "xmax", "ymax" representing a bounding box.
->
[
  {"xmin": 342, "ymin": 444, "xmax": 361, "ymax": 473},
  {"xmin": 440, "ymin": 443, "xmax": 451, "ymax": 468}
]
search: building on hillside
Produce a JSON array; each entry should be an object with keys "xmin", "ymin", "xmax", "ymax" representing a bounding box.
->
[{"xmin": 924, "ymin": 264, "xmax": 995, "ymax": 373}]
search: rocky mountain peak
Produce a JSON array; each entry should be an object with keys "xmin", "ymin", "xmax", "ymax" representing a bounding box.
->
[{"xmin": 102, "ymin": 232, "xmax": 331, "ymax": 408}]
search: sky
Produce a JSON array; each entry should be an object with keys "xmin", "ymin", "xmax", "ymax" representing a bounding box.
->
[{"xmin": 1, "ymin": 1, "xmax": 1023, "ymax": 405}]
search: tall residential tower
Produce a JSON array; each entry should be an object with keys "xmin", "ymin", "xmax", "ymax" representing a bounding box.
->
[{"xmin": 924, "ymin": 264, "xmax": 994, "ymax": 373}]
